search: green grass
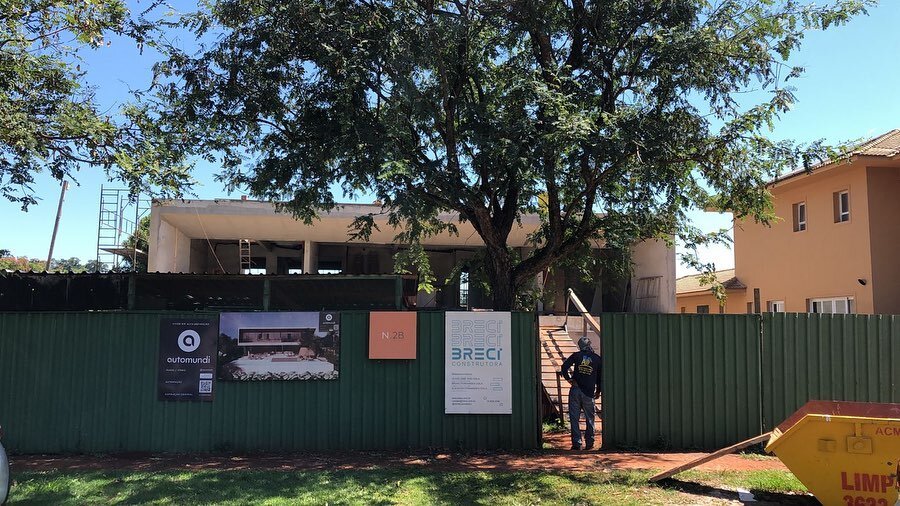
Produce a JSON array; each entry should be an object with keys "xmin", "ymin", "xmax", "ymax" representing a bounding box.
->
[
  {"xmin": 5, "ymin": 468, "xmax": 810, "ymax": 505},
  {"xmin": 542, "ymin": 420, "xmax": 567, "ymax": 433},
  {"xmin": 736, "ymin": 451, "xmax": 780, "ymax": 461},
  {"xmin": 681, "ymin": 469, "xmax": 807, "ymax": 494}
]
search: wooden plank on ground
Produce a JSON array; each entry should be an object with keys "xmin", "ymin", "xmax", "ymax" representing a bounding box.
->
[{"xmin": 647, "ymin": 432, "xmax": 773, "ymax": 483}]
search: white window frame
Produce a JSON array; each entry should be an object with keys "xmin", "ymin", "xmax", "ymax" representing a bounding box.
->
[
  {"xmin": 796, "ymin": 202, "xmax": 806, "ymax": 231},
  {"xmin": 838, "ymin": 191, "xmax": 850, "ymax": 222},
  {"xmin": 768, "ymin": 300, "xmax": 785, "ymax": 313},
  {"xmin": 809, "ymin": 297, "xmax": 854, "ymax": 314}
]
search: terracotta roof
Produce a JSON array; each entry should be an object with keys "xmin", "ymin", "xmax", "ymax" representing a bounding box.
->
[
  {"xmin": 772, "ymin": 129, "xmax": 900, "ymax": 185},
  {"xmin": 676, "ymin": 268, "xmax": 746, "ymax": 295}
]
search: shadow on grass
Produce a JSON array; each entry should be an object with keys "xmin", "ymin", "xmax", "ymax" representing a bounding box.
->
[
  {"xmin": 9, "ymin": 468, "xmax": 815, "ymax": 505},
  {"xmin": 8, "ymin": 469, "xmax": 569, "ymax": 505},
  {"xmin": 7, "ymin": 468, "xmax": 684, "ymax": 505},
  {"xmin": 656, "ymin": 478, "xmax": 818, "ymax": 505}
]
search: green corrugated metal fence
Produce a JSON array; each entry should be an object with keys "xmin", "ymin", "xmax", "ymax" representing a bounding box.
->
[
  {"xmin": 761, "ymin": 313, "xmax": 900, "ymax": 431},
  {"xmin": 602, "ymin": 313, "xmax": 762, "ymax": 450},
  {"xmin": 0, "ymin": 311, "xmax": 540, "ymax": 454},
  {"xmin": 602, "ymin": 312, "xmax": 900, "ymax": 451}
]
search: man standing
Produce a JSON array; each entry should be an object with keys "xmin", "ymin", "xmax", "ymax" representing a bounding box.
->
[{"xmin": 560, "ymin": 336, "xmax": 602, "ymax": 450}]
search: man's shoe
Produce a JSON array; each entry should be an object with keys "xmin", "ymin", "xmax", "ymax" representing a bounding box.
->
[
  {"xmin": 570, "ymin": 444, "xmax": 581, "ymax": 451},
  {"xmin": 584, "ymin": 441, "xmax": 594, "ymax": 450}
]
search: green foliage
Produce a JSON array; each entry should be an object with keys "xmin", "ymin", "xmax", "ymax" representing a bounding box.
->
[
  {"xmin": 84, "ymin": 259, "xmax": 109, "ymax": 273},
  {"xmin": 0, "ymin": 254, "xmax": 45, "ymax": 271},
  {"xmin": 49, "ymin": 257, "xmax": 85, "ymax": 272},
  {"xmin": 0, "ymin": 0, "xmax": 192, "ymax": 210},
  {"xmin": 145, "ymin": 0, "xmax": 872, "ymax": 308},
  {"xmin": 118, "ymin": 215, "xmax": 150, "ymax": 272},
  {"xmin": 0, "ymin": 252, "xmax": 111, "ymax": 272}
]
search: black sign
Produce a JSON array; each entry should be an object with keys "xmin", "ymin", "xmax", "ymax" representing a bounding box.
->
[
  {"xmin": 158, "ymin": 317, "xmax": 219, "ymax": 401},
  {"xmin": 319, "ymin": 311, "xmax": 339, "ymax": 331}
]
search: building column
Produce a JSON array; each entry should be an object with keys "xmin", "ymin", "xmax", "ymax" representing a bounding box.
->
[{"xmin": 303, "ymin": 240, "xmax": 318, "ymax": 274}]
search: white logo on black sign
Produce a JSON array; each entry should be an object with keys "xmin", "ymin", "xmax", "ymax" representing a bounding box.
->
[
  {"xmin": 325, "ymin": 313, "xmax": 334, "ymax": 322},
  {"xmin": 178, "ymin": 329, "xmax": 201, "ymax": 353}
]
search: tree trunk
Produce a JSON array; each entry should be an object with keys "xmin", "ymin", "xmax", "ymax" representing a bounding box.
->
[{"xmin": 483, "ymin": 245, "xmax": 517, "ymax": 310}]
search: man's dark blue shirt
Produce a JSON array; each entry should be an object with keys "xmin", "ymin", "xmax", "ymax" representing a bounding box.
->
[{"xmin": 561, "ymin": 350, "xmax": 602, "ymax": 398}]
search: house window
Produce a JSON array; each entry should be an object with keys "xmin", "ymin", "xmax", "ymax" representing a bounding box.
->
[
  {"xmin": 833, "ymin": 191, "xmax": 850, "ymax": 223},
  {"xmin": 459, "ymin": 271, "xmax": 470, "ymax": 308},
  {"xmin": 680, "ymin": 307, "xmax": 686, "ymax": 314},
  {"xmin": 809, "ymin": 297, "xmax": 854, "ymax": 314},
  {"xmin": 696, "ymin": 305, "xmax": 709, "ymax": 314},
  {"xmin": 746, "ymin": 302, "xmax": 753, "ymax": 314},
  {"xmin": 768, "ymin": 300, "xmax": 785, "ymax": 312},
  {"xmin": 792, "ymin": 202, "xmax": 807, "ymax": 232}
]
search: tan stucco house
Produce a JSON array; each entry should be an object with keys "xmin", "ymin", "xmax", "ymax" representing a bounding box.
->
[
  {"xmin": 676, "ymin": 269, "xmax": 746, "ymax": 314},
  {"xmin": 147, "ymin": 200, "xmax": 676, "ymax": 312},
  {"xmin": 677, "ymin": 129, "xmax": 900, "ymax": 314}
]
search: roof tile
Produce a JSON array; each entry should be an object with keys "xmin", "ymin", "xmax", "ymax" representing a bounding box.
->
[{"xmin": 676, "ymin": 268, "xmax": 746, "ymax": 294}]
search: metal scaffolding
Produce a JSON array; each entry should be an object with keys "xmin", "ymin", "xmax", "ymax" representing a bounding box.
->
[{"xmin": 96, "ymin": 186, "xmax": 150, "ymax": 272}]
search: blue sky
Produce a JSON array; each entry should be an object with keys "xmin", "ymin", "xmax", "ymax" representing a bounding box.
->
[{"xmin": 3, "ymin": 1, "xmax": 899, "ymax": 277}]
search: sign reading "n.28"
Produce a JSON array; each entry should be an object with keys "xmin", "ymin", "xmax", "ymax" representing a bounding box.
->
[{"xmin": 368, "ymin": 312, "xmax": 417, "ymax": 359}]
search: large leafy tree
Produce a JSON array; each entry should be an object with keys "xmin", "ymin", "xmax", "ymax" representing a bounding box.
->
[
  {"xmin": 149, "ymin": 0, "xmax": 870, "ymax": 309},
  {"xmin": 0, "ymin": 0, "xmax": 191, "ymax": 209}
]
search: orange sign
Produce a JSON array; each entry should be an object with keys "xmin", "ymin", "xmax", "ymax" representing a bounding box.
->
[{"xmin": 368, "ymin": 312, "xmax": 417, "ymax": 359}]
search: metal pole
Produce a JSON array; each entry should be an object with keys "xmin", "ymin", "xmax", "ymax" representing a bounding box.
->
[{"xmin": 45, "ymin": 180, "xmax": 69, "ymax": 271}]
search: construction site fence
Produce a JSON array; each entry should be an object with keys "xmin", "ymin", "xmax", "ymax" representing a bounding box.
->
[
  {"xmin": 0, "ymin": 311, "xmax": 540, "ymax": 454},
  {"xmin": 601, "ymin": 312, "xmax": 900, "ymax": 451},
  {"xmin": 0, "ymin": 272, "xmax": 417, "ymax": 311}
]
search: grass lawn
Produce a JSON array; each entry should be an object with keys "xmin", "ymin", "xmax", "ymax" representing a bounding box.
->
[{"xmin": 5, "ymin": 467, "xmax": 812, "ymax": 505}]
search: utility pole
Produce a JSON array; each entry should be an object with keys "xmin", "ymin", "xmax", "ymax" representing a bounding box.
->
[{"xmin": 45, "ymin": 180, "xmax": 69, "ymax": 271}]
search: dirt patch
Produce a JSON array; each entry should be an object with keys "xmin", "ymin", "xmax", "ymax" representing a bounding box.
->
[{"xmin": 10, "ymin": 433, "xmax": 786, "ymax": 474}]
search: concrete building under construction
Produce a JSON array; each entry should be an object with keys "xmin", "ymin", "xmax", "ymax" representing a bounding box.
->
[{"xmin": 147, "ymin": 199, "xmax": 676, "ymax": 312}]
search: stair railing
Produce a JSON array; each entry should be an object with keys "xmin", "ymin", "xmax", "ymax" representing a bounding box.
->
[{"xmin": 563, "ymin": 288, "xmax": 602, "ymax": 340}]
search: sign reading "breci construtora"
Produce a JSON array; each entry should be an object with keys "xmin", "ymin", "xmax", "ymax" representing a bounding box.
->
[{"xmin": 444, "ymin": 312, "xmax": 512, "ymax": 414}]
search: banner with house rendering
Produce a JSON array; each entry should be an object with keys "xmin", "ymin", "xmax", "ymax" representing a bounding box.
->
[{"xmin": 218, "ymin": 311, "xmax": 340, "ymax": 380}]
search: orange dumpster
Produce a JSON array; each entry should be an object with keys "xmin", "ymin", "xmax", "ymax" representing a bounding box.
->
[{"xmin": 765, "ymin": 401, "xmax": 900, "ymax": 506}]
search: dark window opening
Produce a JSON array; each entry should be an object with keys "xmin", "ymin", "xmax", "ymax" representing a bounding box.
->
[
  {"xmin": 242, "ymin": 257, "xmax": 267, "ymax": 275},
  {"xmin": 277, "ymin": 257, "xmax": 303, "ymax": 275},
  {"xmin": 834, "ymin": 190, "xmax": 850, "ymax": 222},
  {"xmin": 318, "ymin": 260, "xmax": 343, "ymax": 275}
]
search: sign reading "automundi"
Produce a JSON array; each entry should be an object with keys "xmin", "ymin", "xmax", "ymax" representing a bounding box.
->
[
  {"xmin": 445, "ymin": 312, "xmax": 512, "ymax": 414},
  {"xmin": 158, "ymin": 317, "xmax": 218, "ymax": 401}
]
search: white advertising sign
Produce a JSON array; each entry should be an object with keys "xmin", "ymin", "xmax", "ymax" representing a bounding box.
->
[{"xmin": 445, "ymin": 311, "xmax": 512, "ymax": 414}]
